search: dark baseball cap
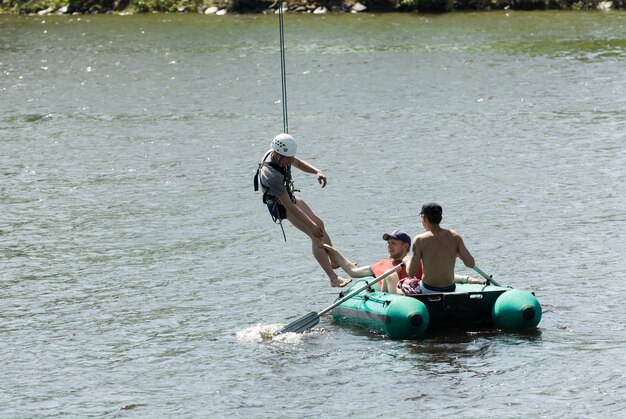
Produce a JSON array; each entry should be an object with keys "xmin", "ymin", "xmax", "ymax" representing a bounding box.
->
[
  {"xmin": 382, "ymin": 230, "xmax": 411, "ymax": 246},
  {"xmin": 420, "ymin": 203, "xmax": 442, "ymax": 217}
]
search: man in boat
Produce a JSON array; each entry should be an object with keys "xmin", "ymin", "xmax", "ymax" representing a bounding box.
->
[
  {"xmin": 401, "ymin": 202, "xmax": 481, "ymax": 294},
  {"xmin": 325, "ymin": 229, "xmax": 481, "ymax": 294},
  {"xmin": 323, "ymin": 230, "xmax": 413, "ymax": 293},
  {"xmin": 254, "ymin": 133, "xmax": 351, "ymax": 288}
]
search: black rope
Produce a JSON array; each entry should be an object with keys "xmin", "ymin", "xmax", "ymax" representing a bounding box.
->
[
  {"xmin": 278, "ymin": 0, "xmax": 289, "ymax": 134},
  {"xmin": 276, "ymin": 1, "xmax": 289, "ymax": 241},
  {"xmin": 268, "ymin": 200, "xmax": 288, "ymax": 242},
  {"xmin": 278, "ymin": 220, "xmax": 287, "ymax": 242}
]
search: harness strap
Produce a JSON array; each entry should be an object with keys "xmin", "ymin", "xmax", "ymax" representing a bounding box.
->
[
  {"xmin": 254, "ymin": 151, "xmax": 297, "ymax": 242},
  {"xmin": 254, "ymin": 152, "xmax": 297, "ymax": 203},
  {"xmin": 254, "ymin": 151, "xmax": 272, "ymax": 192},
  {"xmin": 253, "ymin": 171, "xmax": 260, "ymax": 191}
]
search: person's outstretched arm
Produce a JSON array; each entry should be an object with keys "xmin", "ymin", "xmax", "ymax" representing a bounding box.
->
[{"xmin": 292, "ymin": 158, "xmax": 327, "ymax": 187}]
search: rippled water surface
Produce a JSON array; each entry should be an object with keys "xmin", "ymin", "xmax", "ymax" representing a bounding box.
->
[{"xmin": 1, "ymin": 11, "xmax": 625, "ymax": 417}]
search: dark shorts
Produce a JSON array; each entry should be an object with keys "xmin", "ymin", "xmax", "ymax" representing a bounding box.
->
[
  {"xmin": 420, "ymin": 282, "xmax": 456, "ymax": 293},
  {"xmin": 399, "ymin": 277, "xmax": 456, "ymax": 295},
  {"xmin": 266, "ymin": 200, "xmax": 287, "ymax": 220}
]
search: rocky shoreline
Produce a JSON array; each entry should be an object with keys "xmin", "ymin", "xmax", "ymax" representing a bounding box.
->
[{"xmin": 1, "ymin": 0, "xmax": 623, "ymax": 15}]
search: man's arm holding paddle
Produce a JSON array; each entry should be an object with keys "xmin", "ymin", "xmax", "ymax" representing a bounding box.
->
[{"xmin": 456, "ymin": 232, "xmax": 475, "ymax": 269}]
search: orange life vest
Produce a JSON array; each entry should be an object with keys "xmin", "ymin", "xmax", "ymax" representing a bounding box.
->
[{"xmin": 370, "ymin": 259, "xmax": 421, "ymax": 289}]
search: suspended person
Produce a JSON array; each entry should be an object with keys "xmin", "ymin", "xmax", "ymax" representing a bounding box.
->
[
  {"xmin": 400, "ymin": 203, "xmax": 481, "ymax": 295},
  {"xmin": 254, "ymin": 133, "xmax": 351, "ymax": 288}
]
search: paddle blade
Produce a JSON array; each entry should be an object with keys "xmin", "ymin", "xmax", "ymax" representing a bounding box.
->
[{"xmin": 277, "ymin": 311, "xmax": 320, "ymax": 335}]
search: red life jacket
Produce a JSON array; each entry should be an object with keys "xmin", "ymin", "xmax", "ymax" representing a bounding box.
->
[{"xmin": 370, "ymin": 259, "xmax": 421, "ymax": 289}]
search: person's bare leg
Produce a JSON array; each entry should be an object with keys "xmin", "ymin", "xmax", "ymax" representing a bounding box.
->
[
  {"xmin": 323, "ymin": 244, "xmax": 364, "ymax": 278},
  {"xmin": 311, "ymin": 239, "xmax": 351, "ymax": 287},
  {"xmin": 293, "ymin": 198, "xmax": 342, "ymax": 269},
  {"xmin": 293, "ymin": 199, "xmax": 341, "ymax": 269},
  {"xmin": 287, "ymin": 204, "xmax": 351, "ymax": 287},
  {"xmin": 321, "ymin": 232, "xmax": 340, "ymax": 269}
]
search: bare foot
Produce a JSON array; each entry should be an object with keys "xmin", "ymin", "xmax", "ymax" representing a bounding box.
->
[{"xmin": 330, "ymin": 277, "xmax": 352, "ymax": 288}]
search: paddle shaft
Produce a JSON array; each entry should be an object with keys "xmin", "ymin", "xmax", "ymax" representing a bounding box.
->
[
  {"xmin": 277, "ymin": 263, "xmax": 404, "ymax": 334},
  {"xmin": 473, "ymin": 266, "xmax": 502, "ymax": 287},
  {"xmin": 317, "ymin": 263, "xmax": 403, "ymax": 317}
]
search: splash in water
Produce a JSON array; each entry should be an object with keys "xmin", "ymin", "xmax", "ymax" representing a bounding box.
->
[{"xmin": 235, "ymin": 323, "xmax": 306, "ymax": 344}]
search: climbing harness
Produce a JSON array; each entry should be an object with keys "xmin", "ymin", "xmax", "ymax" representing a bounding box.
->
[{"xmin": 253, "ymin": 151, "xmax": 299, "ymax": 241}]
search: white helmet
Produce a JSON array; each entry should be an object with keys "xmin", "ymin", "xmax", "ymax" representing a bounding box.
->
[{"xmin": 271, "ymin": 133, "xmax": 297, "ymax": 157}]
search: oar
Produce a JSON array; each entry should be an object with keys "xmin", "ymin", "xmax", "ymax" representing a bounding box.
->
[
  {"xmin": 473, "ymin": 266, "xmax": 502, "ymax": 287},
  {"xmin": 277, "ymin": 263, "xmax": 404, "ymax": 335}
]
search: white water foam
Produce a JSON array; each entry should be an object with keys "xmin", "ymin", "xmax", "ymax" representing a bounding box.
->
[{"xmin": 235, "ymin": 323, "xmax": 304, "ymax": 344}]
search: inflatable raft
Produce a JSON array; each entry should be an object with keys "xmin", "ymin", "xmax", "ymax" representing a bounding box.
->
[{"xmin": 331, "ymin": 278, "xmax": 541, "ymax": 339}]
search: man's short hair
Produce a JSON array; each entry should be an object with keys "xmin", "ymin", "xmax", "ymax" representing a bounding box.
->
[{"xmin": 420, "ymin": 203, "xmax": 442, "ymax": 224}]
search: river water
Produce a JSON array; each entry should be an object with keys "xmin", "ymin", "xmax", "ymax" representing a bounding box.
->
[{"xmin": 1, "ymin": 11, "xmax": 625, "ymax": 417}]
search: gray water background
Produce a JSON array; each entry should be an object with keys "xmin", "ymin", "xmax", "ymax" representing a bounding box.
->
[{"xmin": 1, "ymin": 11, "xmax": 625, "ymax": 417}]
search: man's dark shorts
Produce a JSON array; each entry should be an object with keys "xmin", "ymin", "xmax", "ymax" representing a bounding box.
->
[{"xmin": 266, "ymin": 200, "xmax": 287, "ymax": 220}]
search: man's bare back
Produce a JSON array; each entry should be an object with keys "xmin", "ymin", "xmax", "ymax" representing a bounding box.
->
[
  {"xmin": 415, "ymin": 228, "xmax": 462, "ymax": 288},
  {"xmin": 407, "ymin": 203, "xmax": 475, "ymax": 289}
]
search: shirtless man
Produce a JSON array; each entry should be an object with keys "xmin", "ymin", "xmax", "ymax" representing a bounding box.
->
[
  {"xmin": 403, "ymin": 203, "xmax": 479, "ymax": 294},
  {"xmin": 255, "ymin": 133, "xmax": 351, "ymax": 288}
]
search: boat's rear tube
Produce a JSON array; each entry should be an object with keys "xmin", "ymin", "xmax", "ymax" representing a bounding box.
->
[{"xmin": 492, "ymin": 289, "xmax": 542, "ymax": 330}]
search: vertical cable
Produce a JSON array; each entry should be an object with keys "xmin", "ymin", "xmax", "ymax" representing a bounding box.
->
[{"xmin": 278, "ymin": 0, "xmax": 289, "ymax": 134}]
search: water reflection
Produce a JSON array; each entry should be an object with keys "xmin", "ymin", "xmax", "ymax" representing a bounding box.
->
[{"xmin": 404, "ymin": 329, "xmax": 543, "ymax": 374}]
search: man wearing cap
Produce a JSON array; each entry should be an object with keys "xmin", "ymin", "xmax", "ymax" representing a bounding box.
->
[
  {"xmin": 402, "ymin": 202, "xmax": 481, "ymax": 294},
  {"xmin": 255, "ymin": 133, "xmax": 351, "ymax": 288},
  {"xmin": 326, "ymin": 229, "xmax": 480, "ymax": 294},
  {"xmin": 323, "ymin": 230, "xmax": 414, "ymax": 293}
]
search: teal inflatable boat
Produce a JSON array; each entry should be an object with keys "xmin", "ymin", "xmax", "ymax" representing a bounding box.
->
[{"xmin": 331, "ymin": 278, "xmax": 542, "ymax": 339}]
